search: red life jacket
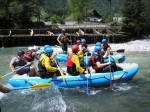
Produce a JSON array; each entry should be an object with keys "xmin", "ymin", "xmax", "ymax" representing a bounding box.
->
[
  {"xmin": 89, "ymin": 54, "xmax": 104, "ymax": 70},
  {"xmin": 24, "ymin": 50, "xmax": 34, "ymax": 62},
  {"xmin": 66, "ymin": 54, "xmax": 73, "ymax": 67}
]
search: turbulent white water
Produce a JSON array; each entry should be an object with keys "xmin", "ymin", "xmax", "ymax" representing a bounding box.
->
[
  {"xmin": 1, "ymin": 39, "xmax": 150, "ymax": 112},
  {"xmin": 110, "ymin": 39, "xmax": 150, "ymax": 52},
  {"xmin": 28, "ymin": 39, "xmax": 150, "ymax": 53}
]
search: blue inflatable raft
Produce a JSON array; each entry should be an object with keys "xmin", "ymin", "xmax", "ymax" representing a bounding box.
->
[
  {"xmin": 55, "ymin": 54, "xmax": 126, "ymax": 64},
  {"xmin": 8, "ymin": 63, "xmax": 138, "ymax": 88}
]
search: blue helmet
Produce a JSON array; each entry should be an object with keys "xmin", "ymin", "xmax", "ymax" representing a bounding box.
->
[
  {"xmin": 95, "ymin": 42, "xmax": 101, "ymax": 46},
  {"xmin": 81, "ymin": 39, "xmax": 86, "ymax": 43},
  {"xmin": 102, "ymin": 39, "xmax": 107, "ymax": 43},
  {"xmin": 45, "ymin": 47, "xmax": 53, "ymax": 53},
  {"xmin": 95, "ymin": 46, "xmax": 102, "ymax": 51},
  {"xmin": 44, "ymin": 45, "xmax": 51, "ymax": 51}
]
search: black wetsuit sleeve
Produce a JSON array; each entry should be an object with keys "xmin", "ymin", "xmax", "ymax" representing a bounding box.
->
[{"xmin": 94, "ymin": 55, "xmax": 100, "ymax": 62}]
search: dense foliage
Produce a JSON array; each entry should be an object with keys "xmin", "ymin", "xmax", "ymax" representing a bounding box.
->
[
  {"xmin": 0, "ymin": 0, "xmax": 149, "ymax": 35},
  {"xmin": 122, "ymin": 0, "xmax": 150, "ymax": 36}
]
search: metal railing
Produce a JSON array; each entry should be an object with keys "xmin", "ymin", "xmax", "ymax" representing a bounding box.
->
[{"xmin": 58, "ymin": 23, "xmax": 111, "ymax": 29}]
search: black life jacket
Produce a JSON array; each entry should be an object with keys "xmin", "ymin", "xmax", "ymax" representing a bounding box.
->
[
  {"xmin": 60, "ymin": 35, "xmax": 68, "ymax": 43},
  {"xmin": 38, "ymin": 54, "xmax": 47, "ymax": 75},
  {"xmin": 24, "ymin": 50, "xmax": 34, "ymax": 62},
  {"xmin": 88, "ymin": 54, "xmax": 104, "ymax": 70},
  {"xmin": 13, "ymin": 58, "xmax": 26, "ymax": 68}
]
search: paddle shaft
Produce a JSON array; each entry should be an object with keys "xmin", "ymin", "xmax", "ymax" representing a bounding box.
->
[
  {"xmin": 54, "ymin": 60, "xmax": 65, "ymax": 81},
  {"xmin": 113, "ymin": 49, "xmax": 125, "ymax": 53},
  {"xmin": 108, "ymin": 50, "xmax": 113, "ymax": 89},
  {"xmin": 86, "ymin": 53, "xmax": 90, "ymax": 95},
  {"xmin": 0, "ymin": 64, "xmax": 28, "ymax": 79}
]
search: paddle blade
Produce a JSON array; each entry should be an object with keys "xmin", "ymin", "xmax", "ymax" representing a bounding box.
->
[
  {"xmin": 116, "ymin": 49, "xmax": 125, "ymax": 53},
  {"xmin": 30, "ymin": 83, "xmax": 52, "ymax": 89},
  {"xmin": 10, "ymin": 83, "xmax": 52, "ymax": 91},
  {"xmin": 114, "ymin": 59, "xmax": 119, "ymax": 63}
]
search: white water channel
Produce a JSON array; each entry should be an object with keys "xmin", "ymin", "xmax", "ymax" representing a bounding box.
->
[{"xmin": 0, "ymin": 39, "xmax": 150, "ymax": 112}]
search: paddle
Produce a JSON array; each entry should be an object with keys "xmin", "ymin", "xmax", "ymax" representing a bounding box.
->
[
  {"xmin": 108, "ymin": 50, "xmax": 113, "ymax": 90},
  {"xmin": 0, "ymin": 64, "xmax": 28, "ymax": 80},
  {"xmin": 10, "ymin": 83, "xmax": 52, "ymax": 91},
  {"xmin": 113, "ymin": 49, "xmax": 125, "ymax": 53},
  {"xmin": 54, "ymin": 60, "xmax": 65, "ymax": 82},
  {"xmin": 85, "ymin": 52, "xmax": 90, "ymax": 95}
]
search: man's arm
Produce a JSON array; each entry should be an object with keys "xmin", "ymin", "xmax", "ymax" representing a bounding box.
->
[{"xmin": 57, "ymin": 34, "xmax": 62, "ymax": 45}]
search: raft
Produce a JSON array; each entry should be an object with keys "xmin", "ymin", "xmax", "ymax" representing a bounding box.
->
[
  {"xmin": 8, "ymin": 63, "xmax": 138, "ymax": 88},
  {"xmin": 55, "ymin": 54, "xmax": 126, "ymax": 64}
]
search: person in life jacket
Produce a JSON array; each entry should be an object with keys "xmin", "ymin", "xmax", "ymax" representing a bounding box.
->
[
  {"xmin": 76, "ymin": 39, "xmax": 81, "ymax": 46},
  {"xmin": 43, "ymin": 45, "xmax": 57, "ymax": 62},
  {"xmin": 88, "ymin": 46, "xmax": 117, "ymax": 73},
  {"xmin": 24, "ymin": 49, "xmax": 39, "ymax": 62},
  {"xmin": 57, "ymin": 29, "xmax": 71, "ymax": 54},
  {"xmin": 101, "ymin": 38, "xmax": 113, "ymax": 55},
  {"xmin": 9, "ymin": 50, "xmax": 39, "ymax": 76},
  {"xmin": 66, "ymin": 45, "xmax": 88, "ymax": 76},
  {"xmin": 79, "ymin": 39, "xmax": 90, "ymax": 55},
  {"xmin": 38, "ymin": 47, "xmax": 61, "ymax": 78},
  {"xmin": 91, "ymin": 42, "xmax": 101, "ymax": 55}
]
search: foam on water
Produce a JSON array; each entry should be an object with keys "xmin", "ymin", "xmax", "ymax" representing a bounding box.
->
[
  {"xmin": 111, "ymin": 39, "xmax": 150, "ymax": 51},
  {"xmin": 0, "ymin": 92, "xmax": 5, "ymax": 100}
]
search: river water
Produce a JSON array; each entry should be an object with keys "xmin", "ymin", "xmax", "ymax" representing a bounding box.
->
[{"xmin": 0, "ymin": 39, "xmax": 150, "ymax": 112}]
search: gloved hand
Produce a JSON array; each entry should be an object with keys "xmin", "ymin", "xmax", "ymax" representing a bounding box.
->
[{"xmin": 84, "ymin": 70, "xmax": 88, "ymax": 74}]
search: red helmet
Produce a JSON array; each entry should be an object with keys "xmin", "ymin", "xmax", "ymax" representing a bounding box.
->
[
  {"xmin": 76, "ymin": 40, "xmax": 80, "ymax": 44},
  {"xmin": 71, "ymin": 45, "xmax": 79, "ymax": 52}
]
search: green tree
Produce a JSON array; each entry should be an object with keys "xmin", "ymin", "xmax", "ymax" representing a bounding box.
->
[
  {"xmin": 122, "ymin": 0, "xmax": 145, "ymax": 36},
  {"xmin": 68, "ymin": 0, "xmax": 87, "ymax": 22},
  {"xmin": 141, "ymin": 0, "xmax": 150, "ymax": 34}
]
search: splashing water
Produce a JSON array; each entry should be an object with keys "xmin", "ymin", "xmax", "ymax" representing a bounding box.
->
[{"xmin": 31, "ymin": 85, "xmax": 67, "ymax": 112}]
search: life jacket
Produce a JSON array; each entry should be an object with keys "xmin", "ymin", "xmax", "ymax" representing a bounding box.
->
[
  {"xmin": 24, "ymin": 50, "xmax": 34, "ymax": 62},
  {"xmin": 82, "ymin": 44, "xmax": 87, "ymax": 49},
  {"xmin": 66, "ymin": 54, "xmax": 73, "ymax": 67},
  {"xmin": 13, "ymin": 58, "xmax": 26, "ymax": 68},
  {"xmin": 88, "ymin": 54, "xmax": 104, "ymax": 70},
  {"xmin": 38, "ymin": 58, "xmax": 46, "ymax": 72},
  {"xmin": 66, "ymin": 53, "xmax": 78, "ymax": 75},
  {"xmin": 60, "ymin": 35, "xmax": 68, "ymax": 43}
]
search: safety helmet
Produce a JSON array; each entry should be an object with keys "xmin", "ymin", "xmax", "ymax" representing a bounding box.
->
[
  {"xmin": 76, "ymin": 40, "xmax": 81, "ymax": 44},
  {"xmin": 81, "ymin": 39, "xmax": 86, "ymax": 43},
  {"xmin": 44, "ymin": 45, "xmax": 51, "ymax": 51},
  {"xmin": 71, "ymin": 45, "xmax": 79, "ymax": 52},
  {"xmin": 95, "ymin": 46, "xmax": 102, "ymax": 51},
  {"xmin": 102, "ymin": 39, "xmax": 107, "ymax": 43},
  {"xmin": 45, "ymin": 47, "xmax": 53, "ymax": 53},
  {"xmin": 95, "ymin": 42, "xmax": 101, "ymax": 46},
  {"xmin": 17, "ymin": 50, "xmax": 25, "ymax": 56}
]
